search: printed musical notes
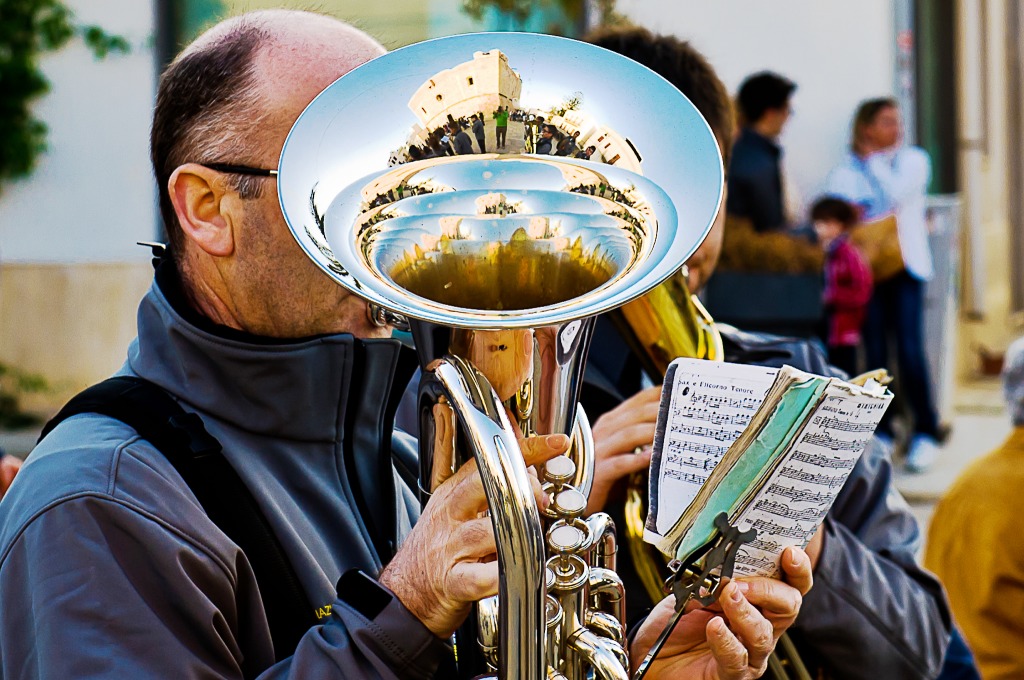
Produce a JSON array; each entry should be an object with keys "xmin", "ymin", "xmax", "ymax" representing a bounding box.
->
[
  {"xmin": 765, "ymin": 484, "xmax": 832, "ymax": 506},
  {"xmin": 667, "ymin": 452, "xmax": 718, "ymax": 472},
  {"xmin": 731, "ymin": 379, "xmax": 891, "ymax": 578},
  {"xmin": 811, "ymin": 414, "xmax": 875, "ymax": 433},
  {"xmin": 644, "ymin": 358, "xmax": 891, "ymax": 579},
  {"xmin": 778, "ymin": 466, "xmax": 847, "ymax": 489},
  {"xmin": 751, "ymin": 519, "xmax": 808, "ymax": 541},
  {"xmin": 800, "ymin": 431, "xmax": 871, "ymax": 452},
  {"xmin": 689, "ymin": 393, "xmax": 763, "ymax": 411},
  {"xmin": 789, "ymin": 451, "xmax": 857, "ymax": 471},
  {"xmin": 753, "ymin": 500, "xmax": 824, "ymax": 523},
  {"xmin": 735, "ymin": 551, "xmax": 777, "ymax": 574},
  {"xmin": 668, "ymin": 441, "xmax": 729, "ymax": 460},
  {"xmin": 673, "ymin": 404, "xmax": 753, "ymax": 427},
  {"xmin": 749, "ymin": 537, "xmax": 783, "ymax": 553},
  {"xmin": 669, "ymin": 423, "xmax": 742, "ymax": 442},
  {"xmin": 646, "ymin": 360, "xmax": 779, "ymax": 539},
  {"xmin": 664, "ymin": 470, "xmax": 707, "ymax": 485}
]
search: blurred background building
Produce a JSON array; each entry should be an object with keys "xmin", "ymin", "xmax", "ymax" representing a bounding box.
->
[{"xmin": 0, "ymin": 0, "xmax": 1016, "ymax": 418}]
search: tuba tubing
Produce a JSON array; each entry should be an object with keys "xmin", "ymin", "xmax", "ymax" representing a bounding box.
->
[{"xmin": 432, "ymin": 356, "xmax": 547, "ymax": 679}]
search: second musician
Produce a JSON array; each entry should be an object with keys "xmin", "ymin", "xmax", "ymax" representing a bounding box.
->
[{"xmin": 580, "ymin": 26, "xmax": 951, "ymax": 680}]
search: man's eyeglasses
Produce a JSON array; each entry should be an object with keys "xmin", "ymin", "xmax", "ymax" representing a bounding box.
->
[{"xmin": 198, "ymin": 162, "xmax": 278, "ymax": 178}]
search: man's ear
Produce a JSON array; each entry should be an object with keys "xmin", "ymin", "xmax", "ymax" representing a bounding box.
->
[{"xmin": 168, "ymin": 163, "xmax": 236, "ymax": 257}]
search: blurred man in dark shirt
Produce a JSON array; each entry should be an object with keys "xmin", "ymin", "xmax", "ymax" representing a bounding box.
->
[{"xmin": 727, "ymin": 71, "xmax": 795, "ymax": 232}]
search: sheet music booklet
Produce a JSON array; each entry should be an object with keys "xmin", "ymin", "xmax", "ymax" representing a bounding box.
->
[{"xmin": 644, "ymin": 358, "xmax": 892, "ymax": 578}]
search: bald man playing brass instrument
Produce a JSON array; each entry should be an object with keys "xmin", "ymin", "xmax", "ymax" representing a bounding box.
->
[{"xmin": 0, "ymin": 10, "xmax": 810, "ymax": 680}]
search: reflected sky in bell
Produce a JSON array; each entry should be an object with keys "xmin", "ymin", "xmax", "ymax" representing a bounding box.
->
[
  {"xmin": 278, "ymin": 32, "xmax": 724, "ymax": 326},
  {"xmin": 280, "ymin": 32, "xmax": 722, "ymax": 244}
]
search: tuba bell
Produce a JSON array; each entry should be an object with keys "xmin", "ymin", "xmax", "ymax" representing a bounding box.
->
[{"xmin": 278, "ymin": 33, "xmax": 724, "ymax": 679}]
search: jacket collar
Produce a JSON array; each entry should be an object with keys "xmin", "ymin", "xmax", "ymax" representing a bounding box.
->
[{"xmin": 126, "ymin": 262, "xmax": 407, "ymax": 443}]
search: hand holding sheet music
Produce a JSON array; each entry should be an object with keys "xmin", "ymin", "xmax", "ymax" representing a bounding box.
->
[{"xmin": 644, "ymin": 359, "xmax": 892, "ymax": 578}]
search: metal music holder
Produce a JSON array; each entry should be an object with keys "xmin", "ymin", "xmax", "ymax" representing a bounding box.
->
[{"xmin": 633, "ymin": 512, "xmax": 757, "ymax": 679}]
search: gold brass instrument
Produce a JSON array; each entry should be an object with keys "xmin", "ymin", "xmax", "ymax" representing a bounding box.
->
[
  {"xmin": 278, "ymin": 33, "xmax": 724, "ymax": 679},
  {"xmin": 611, "ymin": 273, "xmax": 724, "ymax": 603}
]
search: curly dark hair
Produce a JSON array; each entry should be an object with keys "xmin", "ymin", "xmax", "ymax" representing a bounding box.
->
[{"xmin": 583, "ymin": 25, "xmax": 735, "ymax": 163}]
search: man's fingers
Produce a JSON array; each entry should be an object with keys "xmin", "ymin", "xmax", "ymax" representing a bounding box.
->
[
  {"xmin": 719, "ymin": 582, "xmax": 775, "ymax": 671},
  {"xmin": 779, "ymin": 546, "xmax": 814, "ymax": 596},
  {"xmin": 617, "ymin": 385, "xmax": 662, "ymax": 413},
  {"xmin": 599, "ymin": 446, "xmax": 653, "ymax": 479},
  {"xmin": 452, "ymin": 517, "xmax": 497, "ymax": 560},
  {"xmin": 430, "ymin": 403, "xmax": 457, "ymax": 489},
  {"xmin": 592, "ymin": 388, "xmax": 661, "ymax": 438},
  {"xmin": 430, "ymin": 458, "xmax": 490, "ymax": 520},
  {"xmin": 594, "ymin": 422, "xmax": 657, "ymax": 458},
  {"xmin": 735, "ymin": 577, "xmax": 801, "ymax": 631},
  {"xmin": 446, "ymin": 561, "xmax": 499, "ymax": 602},
  {"xmin": 521, "ymin": 433, "xmax": 570, "ymax": 467},
  {"xmin": 706, "ymin": 616, "xmax": 754, "ymax": 680}
]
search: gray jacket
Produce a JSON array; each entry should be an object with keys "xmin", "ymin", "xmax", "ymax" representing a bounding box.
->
[{"xmin": 0, "ymin": 272, "xmax": 447, "ymax": 678}]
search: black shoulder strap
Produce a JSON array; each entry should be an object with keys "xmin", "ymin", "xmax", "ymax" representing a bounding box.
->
[{"xmin": 40, "ymin": 377, "xmax": 316, "ymax": 668}]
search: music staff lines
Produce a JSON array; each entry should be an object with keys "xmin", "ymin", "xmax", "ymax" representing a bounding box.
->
[
  {"xmin": 664, "ymin": 470, "xmax": 707, "ymax": 485},
  {"xmin": 800, "ymin": 431, "xmax": 870, "ymax": 452},
  {"xmin": 811, "ymin": 415, "xmax": 875, "ymax": 433},
  {"xmin": 668, "ymin": 423, "xmax": 742, "ymax": 442},
  {"xmin": 666, "ymin": 453, "xmax": 719, "ymax": 472},
  {"xmin": 686, "ymin": 393, "xmax": 762, "ymax": 411},
  {"xmin": 749, "ymin": 538, "xmax": 782, "ymax": 553},
  {"xmin": 751, "ymin": 519, "xmax": 808, "ymax": 541},
  {"xmin": 753, "ymin": 500, "xmax": 823, "ymax": 522},
  {"xmin": 765, "ymin": 484, "xmax": 832, "ymax": 506},
  {"xmin": 672, "ymin": 405, "xmax": 752, "ymax": 428},
  {"xmin": 736, "ymin": 551, "xmax": 777, "ymax": 573},
  {"xmin": 665, "ymin": 440, "xmax": 729, "ymax": 459},
  {"xmin": 778, "ymin": 466, "xmax": 846, "ymax": 489},
  {"xmin": 790, "ymin": 451, "xmax": 857, "ymax": 470}
]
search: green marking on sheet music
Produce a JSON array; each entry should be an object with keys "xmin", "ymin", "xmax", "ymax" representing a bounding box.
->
[{"xmin": 674, "ymin": 377, "xmax": 827, "ymax": 561}]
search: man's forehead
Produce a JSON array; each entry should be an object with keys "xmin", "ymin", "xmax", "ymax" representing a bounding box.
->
[
  {"xmin": 259, "ymin": 31, "xmax": 379, "ymax": 94},
  {"xmin": 250, "ymin": 26, "xmax": 383, "ymax": 146}
]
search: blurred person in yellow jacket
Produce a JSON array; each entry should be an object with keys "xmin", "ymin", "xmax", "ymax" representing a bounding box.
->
[{"xmin": 926, "ymin": 335, "xmax": 1024, "ymax": 679}]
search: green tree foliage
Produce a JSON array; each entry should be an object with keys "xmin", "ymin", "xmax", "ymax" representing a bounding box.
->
[
  {"xmin": 0, "ymin": 0, "xmax": 129, "ymax": 189},
  {"xmin": 462, "ymin": 0, "xmax": 626, "ymax": 35},
  {"xmin": 0, "ymin": 362, "xmax": 48, "ymax": 429}
]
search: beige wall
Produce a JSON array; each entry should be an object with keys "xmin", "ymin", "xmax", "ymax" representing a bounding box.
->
[
  {"xmin": 954, "ymin": 0, "xmax": 1024, "ymax": 379},
  {"xmin": 618, "ymin": 0, "xmax": 897, "ymax": 216},
  {"xmin": 0, "ymin": 263, "xmax": 153, "ymax": 413}
]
